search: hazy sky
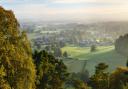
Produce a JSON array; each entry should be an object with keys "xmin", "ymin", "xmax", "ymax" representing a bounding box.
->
[{"xmin": 0, "ymin": 0, "xmax": 128, "ymax": 22}]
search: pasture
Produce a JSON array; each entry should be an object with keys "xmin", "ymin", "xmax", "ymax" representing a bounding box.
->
[{"xmin": 62, "ymin": 45, "xmax": 127, "ymax": 75}]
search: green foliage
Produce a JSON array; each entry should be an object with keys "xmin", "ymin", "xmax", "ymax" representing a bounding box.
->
[
  {"xmin": 33, "ymin": 50, "xmax": 69, "ymax": 89},
  {"xmin": 90, "ymin": 63, "xmax": 109, "ymax": 89},
  {"xmin": 95, "ymin": 63, "xmax": 108, "ymax": 74},
  {"xmin": 71, "ymin": 71, "xmax": 89, "ymax": 82},
  {"xmin": 63, "ymin": 51, "xmax": 68, "ymax": 58},
  {"xmin": 115, "ymin": 34, "xmax": 128, "ymax": 56},
  {"xmin": 0, "ymin": 63, "xmax": 11, "ymax": 89},
  {"xmin": 123, "ymin": 83, "xmax": 128, "ymax": 89},
  {"xmin": 1, "ymin": 6, "xmax": 128, "ymax": 89},
  {"xmin": 109, "ymin": 67, "xmax": 128, "ymax": 89},
  {"xmin": 65, "ymin": 76, "xmax": 89, "ymax": 89},
  {"xmin": 72, "ymin": 79, "xmax": 88, "ymax": 89},
  {"xmin": 89, "ymin": 63, "xmax": 128, "ymax": 89},
  {"xmin": 126, "ymin": 59, "xmax": 128, "ymax": 67},
  {"xmin": 0, "ymin": 6, "xmax": 36, "ymax": 89},
  {"xmin": 90, "ymin": 45, "xmax": 97, "ymax": 52}
]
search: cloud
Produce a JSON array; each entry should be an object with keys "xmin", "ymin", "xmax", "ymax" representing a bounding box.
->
[
  {"xmin": 51, "ymin": 0, "xmax": 90, "ymax": 3},
  {"xmin": 11, "ymin": 3, "xmax": 128, "ymax": 21},
  {"xmin": 1, "ymin": 0, "xmax": 128, "ymax": 22},
  {"xmin": 50, "ymin": 0, "xmax": 128, "ymax": 4}
]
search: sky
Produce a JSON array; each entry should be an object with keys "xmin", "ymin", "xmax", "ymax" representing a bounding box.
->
[{"xmin": 0, "ymin": 0, "xmax": 128, "ymax": 22}]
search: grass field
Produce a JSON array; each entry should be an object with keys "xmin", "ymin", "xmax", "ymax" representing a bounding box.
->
[
  {"xmin": 62, "ymin": 45, "xmax": 127, "ymax": 75},
  {"xmin": 62, "ymin": 46, "xmax": 118, "ymax": 60}
]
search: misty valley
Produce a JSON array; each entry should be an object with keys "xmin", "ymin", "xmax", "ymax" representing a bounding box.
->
[
  {"xmin": 21, "ymin": 21, "xmax": 128, "ymax": 75},
  {"xmin": 0, "ymin": 0, "xmax": 128, "ymax": 89}
]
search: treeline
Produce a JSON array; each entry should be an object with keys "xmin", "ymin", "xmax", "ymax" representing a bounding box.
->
[
  {"xmin": 89, "ymin": 63, "xmax": 128, "ymax": 89},
  {"xmin": 0, "ymin": 6, "xmax": 85, "ymax": 89},
  {"xmin": 0, "ymin": 6, "xmax": 128, "ymax": 89},
  {"xmin": 115, "ymin": 34, "xmax": 128, "ymax": 56}
]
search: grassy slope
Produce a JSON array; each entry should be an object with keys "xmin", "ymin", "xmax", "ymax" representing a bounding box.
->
[
  {"xmin": 62, "ymin": 46, "xmax": 127, "ymax": 75},
  {"xmin": 62, "ymin": 46, "xmax": 117, "ymax": 60}
]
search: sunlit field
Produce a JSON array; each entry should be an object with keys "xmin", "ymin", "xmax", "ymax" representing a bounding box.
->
[
  {"xmin": 62, "ymin": 45, "xmax": 127, "ymax": 75},
  {"xmin": 62, "ymin": 46, "xmax": 115, "ymax": 60},
  {"xmin": 1, "ymin": 0, "xmax": 128, "ymax": 88}
]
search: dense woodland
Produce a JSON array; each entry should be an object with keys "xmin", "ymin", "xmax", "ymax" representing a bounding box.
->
[
  {"xmin": 115, "ymin": 34, "xmax": 128, "ymax": 56},
  {"xmin": 0, "ymin": 6, "xmax": 128, "ymax": 89}
]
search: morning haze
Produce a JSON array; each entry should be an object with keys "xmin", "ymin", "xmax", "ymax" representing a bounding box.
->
[
  {"xmin": 1, "ymin": 0, "xmax": 128, "ymax": 22},
  {"xmin": 0, "ymin": 0, "xmax": 128, "ymax": 89}
]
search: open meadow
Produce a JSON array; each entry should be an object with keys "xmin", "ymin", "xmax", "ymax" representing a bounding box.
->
[{"xmin": 62, "ymin": 45, "xmax": 127, "ymax": 75}]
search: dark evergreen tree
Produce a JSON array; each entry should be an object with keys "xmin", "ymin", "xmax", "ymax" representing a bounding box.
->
[
  {"xmin": 126, "ymin": 58, "xmax": 128, "ymax": 67},
  {"xmin": 63, "ymin": 51, "xmax": 68, "ymax": 58},
  {"xmin": 90, "ymin": 45, "xmax": 97, "ymax": 52},
  {"xmin": 33, "ymin": 50, "xmax": 69, "ymax": 89},
  {"xmin": 115, "ymin": 34, "xmax": 128, "ymax": 56},
  {"xmin": 90, "ymin": 63, "xmax": 109, "ymax": 89}
]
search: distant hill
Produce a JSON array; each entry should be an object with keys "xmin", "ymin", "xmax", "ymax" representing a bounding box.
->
[
  {"xmin": 21, "ymin": 21, "xmax": 128, "ymax": 40},
  {"xmin": 86, "ymin": 21, "xmax": 128, "ymax": 39}
]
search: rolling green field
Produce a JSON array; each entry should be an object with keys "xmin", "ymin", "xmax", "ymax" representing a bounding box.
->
[
  {"xmin": 62, "ymin": 46, "xmax": 120, "ymax": 60},
  {"xmin": 62, "ymin": 45, "xmax": 127, "ymax": 75}
]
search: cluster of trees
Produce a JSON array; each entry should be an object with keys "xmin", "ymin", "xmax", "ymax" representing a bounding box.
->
[
  {"xmin": 33, "ymin": 34, "xmax": 66, "ymax": 49},
  {"xmin": 115, "ymin": 34, "xmax": 128, "ymax": 56},
  {"xmin": 33, "ymin": 50, "xmax": 69, "ymax": 89},
  {"xmin": 0, "ymin": 6, "xmax": 83, "ymax": 89},
  {"xmin": 90, "ymin": 63, "xmax": 128, "ymax": 89},
  {"xmin": 90, "ymin": 45, "xmax": 97, "ymax": 52},
  {"xmin": 64, "ymin": 62, "xmax": 128, "ymax": 89},
  {"xmin": 44, "ymin": 45, "xmax": 68, "ymax": 58},
  {"xmin": 0, "ymin": 6, "xmax": 128, "ymax": 89}
]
